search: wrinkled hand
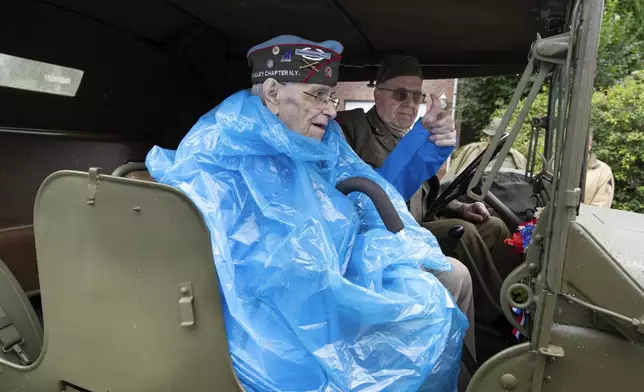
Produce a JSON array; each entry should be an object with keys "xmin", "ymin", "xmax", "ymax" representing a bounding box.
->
[
  {"xmin": 460, "ymin": 202, "xmax": 490, "ymax": 223},
  {"xmin": 422, "ymin": 93, "xmax": 457, "ymax": 147}
]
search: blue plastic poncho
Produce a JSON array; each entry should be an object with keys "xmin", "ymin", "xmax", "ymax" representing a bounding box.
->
[
  {"xmin": 377, "ymin": 119, "xmax": 455, "ymax": 201},
  {"xmin": 146, "ymin": 90, "xmax": 467, "ymax": 392}
]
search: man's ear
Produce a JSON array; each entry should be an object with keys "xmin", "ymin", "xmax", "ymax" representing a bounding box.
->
[{"xmin": 263, "ymin": 78, "xmax": 280, "ymax": 115}]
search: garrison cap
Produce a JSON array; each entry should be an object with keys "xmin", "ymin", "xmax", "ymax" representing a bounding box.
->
[
  {"xmin": 375, "ymin": 55, "xmax": 423, "ymax": 84},
  {"xmin": 247, "ymin": 35, "xmax": 343, "ymax": 86}
]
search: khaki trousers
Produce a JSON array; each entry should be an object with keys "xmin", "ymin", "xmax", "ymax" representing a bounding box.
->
[{"xmin": 423, "ymin": 217, "xmax": 521, "ymax": 323}]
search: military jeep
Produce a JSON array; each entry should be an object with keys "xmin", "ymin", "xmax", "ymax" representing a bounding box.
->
[{"xmin": 0, "ymin": 0, "xmax": 643, "ymax": 391}]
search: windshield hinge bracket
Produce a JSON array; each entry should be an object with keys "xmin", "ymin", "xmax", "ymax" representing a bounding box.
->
[
  {"xmin": 564, "ymin": 188, "xmax": 580, "ymax": 207},
  {"xmin": 539, "ymin": 344, "xmax": 565, "ymax": 358}
]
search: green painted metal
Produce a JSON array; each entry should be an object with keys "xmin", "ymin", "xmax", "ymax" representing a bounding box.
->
[
  {"xmin": 468, "ymin": 0, "xmax": 644, "ymax": 391},
  {"xmin": 0, "ymin": 170, "xmax": 243, "ymax": 391},
  {"xmin": 2, "ymin": 0, "xmax": 644, "ymax": 391}
]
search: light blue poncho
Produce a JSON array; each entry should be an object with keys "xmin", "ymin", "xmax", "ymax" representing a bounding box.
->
[{"xmin": 146, "ymin": 90, "xmax": 467, "ymax": 391}]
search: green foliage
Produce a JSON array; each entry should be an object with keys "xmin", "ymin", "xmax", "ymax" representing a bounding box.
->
[
  {"xmin": 490, "ymin": 73, "xmax": 644, "ymax": 213},
  {"xmin": 458, "ymin": 0, "xmax": 644, "ymax": 136},
  {"xmin": 595, "ymin": 0, "xmax": 644, "ymax": 89},
  {"xmin": 457, "ymin": 0, "xmax": 644, "ymax": 212},
  {"xmin": 456, "ymin": 75, "xmax": 520, "ymax": 143},
  {"xmin": 590, "ymin": 72, "xmax": 644, "ymax": 212},
  {"xmin": 489, "ymin": 91, "xmax": 549, "ymax": 159}
]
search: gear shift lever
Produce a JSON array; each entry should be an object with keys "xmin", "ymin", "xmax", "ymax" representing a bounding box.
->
[{"xmin": 448, "ymin": 225, "xmax": 465, "ymax": 241}]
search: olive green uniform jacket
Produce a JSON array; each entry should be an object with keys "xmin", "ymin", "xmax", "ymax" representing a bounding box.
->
[{"xmin": 335, "ymin": 107, "xmax": 400, "ymax": 169}]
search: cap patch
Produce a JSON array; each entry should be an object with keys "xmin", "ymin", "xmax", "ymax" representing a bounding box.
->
[
  {"xmin": 247, "ymin": 36, "xmax": 343, "ymax": 86},
  {"xmin": 295, "ymin": 47, "xmax": 332, "ymax": 61},
  {"xmin": 281, "ymin": 50, "xmax": 293, "ymax": 62}
]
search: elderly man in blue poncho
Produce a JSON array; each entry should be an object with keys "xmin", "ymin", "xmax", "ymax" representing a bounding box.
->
[{"xmin": 146, "ymin": 35, "xmax": 469, "ymax": 392}]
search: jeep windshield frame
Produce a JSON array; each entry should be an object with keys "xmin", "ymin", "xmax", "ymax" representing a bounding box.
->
[{"xmin": 467, "ymin": 0, "xmax": 606, "ymax": 382}]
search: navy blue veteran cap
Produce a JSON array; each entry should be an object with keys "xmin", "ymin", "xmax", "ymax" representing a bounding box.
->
[{"xmin": 247, "ymin": 35, "xmax": 343, "ymax": 86}]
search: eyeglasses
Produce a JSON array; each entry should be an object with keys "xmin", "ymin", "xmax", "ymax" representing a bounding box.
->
[
  {"xmin": 303, "ymin": 91, "xmax": 340, "ymax": 109},
  {"xmin": 376, "ymin": 87, "xmax": 426, "ymax": 104},
  {"xmin": 274, "ymin": 81, "xmax": 340, "ymax": 109}
]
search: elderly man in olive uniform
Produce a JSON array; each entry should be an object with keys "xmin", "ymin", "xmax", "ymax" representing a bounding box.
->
[
  {"xmin": 584, "ymin": 129, "xmax": 614, "ymax": 208},
  {"xmin": 336, "ymin": 56, "xmax": 517, "ymax": 325}
]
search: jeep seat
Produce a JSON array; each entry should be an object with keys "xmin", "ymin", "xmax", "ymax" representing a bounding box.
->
[{"xmin": 0, "ymin": 169, "xmax": 243, "ymax": 392}]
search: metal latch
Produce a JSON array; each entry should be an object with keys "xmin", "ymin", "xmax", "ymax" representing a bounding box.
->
[
  {"xmin": 539, "ymin": 344, "xmax": 565, "ymax": 358},
  {"xmin": 87, "ymin": 167, "xmax": 102, "ymax": 206},
  {"xmin": 2, "ymin": 340, "xmax": 30, "ymax": 365},
  {"xmin": 0, "ymin": 308, "xmax": 31, "ymax": 365},
  {"xmin": 179, "ymin": 283, "xmax": 195, "ymax": 328}
]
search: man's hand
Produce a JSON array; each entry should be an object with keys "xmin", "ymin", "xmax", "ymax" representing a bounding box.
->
[
  {"xmin": 460, "ymin": 202, "xmax": 490, "ymax": 223},
  {"xmin": 422, "ymin": 93, "xmax": 457, "ymax": 147}
]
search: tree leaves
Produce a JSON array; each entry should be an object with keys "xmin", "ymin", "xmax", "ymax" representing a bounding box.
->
[
  {"xmin": 487, "ymin": 73, "xmax": 644, "ymax": 212},
  {"xmin": 595, "ymin": 0, "xmax": 644, "ymax": 89},
  {"xmin": 590, "ymin": 73, "xmax": 644, "ymax": 212},
  {"xmin": 456, "ymin": 0, "xmax": 644, "ymax": 212},
  {"xmin": 456, "ymin": 75, "xmax": 523, "ymax": 143}
]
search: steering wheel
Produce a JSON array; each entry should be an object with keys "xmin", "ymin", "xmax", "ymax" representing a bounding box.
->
[
  {"xmin": 420, "ymin": 175, "xmax": 441, "ymax": 218},
  {"xmin": 425, "ymin": 134, "xmax": 521, "ymax": 230}
]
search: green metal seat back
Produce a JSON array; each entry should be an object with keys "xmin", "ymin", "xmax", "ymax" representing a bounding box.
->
[{"xmin": 0, "ymin": 169, "xmax": 243, "ymax": 392}]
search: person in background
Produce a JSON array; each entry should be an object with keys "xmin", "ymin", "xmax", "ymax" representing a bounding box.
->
[
  {"xmin": 446, "ymin": 117, "xmax": 528, "ymax": 178},
  {"xmin": 584, "ymin": 129, "xmax": 614, "ymax": 208}
]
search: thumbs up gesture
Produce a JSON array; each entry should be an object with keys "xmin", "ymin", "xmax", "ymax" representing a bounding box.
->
[{"xmin": 422, "ymin": 93, "xmax": 457, "ymax": 147}]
